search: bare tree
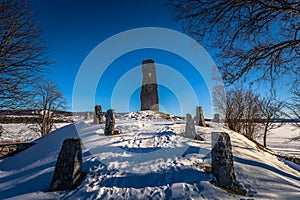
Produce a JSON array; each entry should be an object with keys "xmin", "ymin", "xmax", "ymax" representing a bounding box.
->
[
  {"xmin": 0, "ymin": 0, "xmax": 50, "ymax": 109},
  {"xmin": 242, "ymin": 89, "xmax": 261, "ymax": 140},
  {"xmin": 214, "ymin": 87, "xmax": 261, "ymax": 140},
  {"xmin": 225, "ymin": 88, "xmax": 245, "ymax": 134},
  {"xmin": 33, "ymin": 80, "xmax": 66, "ymax": 136},
  {"xmin": 169, "ymin": 0, "xmax": 300, "ymax": 86},
  {"xmin": 285, "ymin": 81, "xmax": 300, "ymax": 128},
  {"xmin": 283, "ymin": 80, "xmax": 300, "ymax": 141},
  {"xmin": 259, "ymin": 97, "xmax": 283, "ymax": 147},
  {"xmin": 212, "ymin": 85, "xmax": 227, "ymax": 122}
]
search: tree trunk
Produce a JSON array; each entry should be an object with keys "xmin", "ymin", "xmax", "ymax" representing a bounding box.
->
[{"xmin": 263, "ymin": 123, "xmax": 269, "ymax": 148}]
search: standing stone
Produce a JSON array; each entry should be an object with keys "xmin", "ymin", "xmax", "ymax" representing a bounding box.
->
[
  {"xmin": 105, "ymin": 109, "xmax": 115, "ymax": 135},
  {"xmin": 196, "ymin": 106, "xmax": 207, "ymax": 127},
  {"xmin": 49, "ymin": 138, "xmax": 82, "ymax": 191},
  {"xmin": 140, "ymin": 59, "xmax": 159, "ymax": 111},
  {"xmin": 94, "ymin": 105, "xmax": 104, "ymax": 124},
  {"xmin": 211, "ymin": 132, "xmax": 237, "ymax": 191},
  {"xmin": 213, "ymin": 113, "xmax": 220, "ymax": 123},
  {"xmin": 185, "ymin": 113, "xmax": 196, "ymax": 139},
  {"xmin": 0, "ymin": 125, "xmax": 3, "ymax": 136},
  {"xmin": 84, "ymin": 111, "xmax": 90, "ymax": 120}
]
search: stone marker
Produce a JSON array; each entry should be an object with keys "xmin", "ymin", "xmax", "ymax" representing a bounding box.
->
[
  {"xmin": 140, "ymin": 59, "xmax": 159, "ymax": 111},
  {"xmin": 84, "ymin": 111, "xmax": 90, "ymax": 120},
  {"xmin": 185, "ymin": 113, "xmax": 196, "ymax": 139},
  {"xmin": 105, "ymin": 109, "xmax": 115, "ymax": 135},
  {"xmin": 196, "ymin": 106, "xmax": 207, "ymax": 127},
  {"xmin": 213, "ymin": 113, "xmax": 220, "ymax": 123},
  {"xmin": 211, "ymin": 132, "xmax": 237, "ymax": 191},
  {"xmin": 94, "ymin": 105, "xmax": 104, "ymax": 124},
  {"xmin": 49, "ymin": 138, "xmax": 82, "ymax": 191}
]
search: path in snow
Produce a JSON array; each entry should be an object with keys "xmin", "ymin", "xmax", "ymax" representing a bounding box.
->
[{"xmin": 0, "ymin": 111, "xmax": 299, "ymax": 199}]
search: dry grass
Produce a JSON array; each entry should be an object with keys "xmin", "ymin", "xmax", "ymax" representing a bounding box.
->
[
  {"xmin": 194, "ymin": 135, "xmax": 205, "ymax": 141},
  {"xmin": 221, "ymin": 184, "xmax": 247, "ymax": 196},
  {"xmin": 203, "ymin": 165, "xmax": 212, "ymax": 173}
]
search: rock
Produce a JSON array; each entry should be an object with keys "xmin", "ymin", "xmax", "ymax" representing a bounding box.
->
[
  {"xmin": 211, "ymin": 132, "xmax": 236, "ymax": 191},
  {"xmin": 194, "ymin": 135, "xmax": 205, "ymax": 141},
  {"xmin": 140, "ymin": 59, "xmax": 159, "ymax": 111},
  {"xmin": 94, "ymin": 105, "xmax": 104, "ymax": 124},
  {"xmin": 213, "ymin": 113, "xmax": 220, "ymax": 123},
  {"xmin": 49, "ymin": 138, "xmax": 82, "ymax": 191},
  {"xmin": 196, "ymin": 106, "xmax": 207, "ymax": 127},
  {"xmin": 185, "ymin": 113, "xmax": 196, "ymax": 139},
  {"xmin": 105, "ymin": 109, "xmax": 115, "ymax": 135},
  {"xmin": 84, "ymin": 111, "xmax": 90, "ymax": 120}
]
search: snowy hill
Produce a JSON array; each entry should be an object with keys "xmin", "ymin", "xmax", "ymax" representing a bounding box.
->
[{"xmin": 0, "ymin": 111, "xmax": 299, "ymax": 199}]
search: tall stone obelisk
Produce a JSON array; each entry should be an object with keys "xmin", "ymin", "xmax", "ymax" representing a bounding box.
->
[{"xmin": 140, "ymin": 59, "xmax": 159, "ymax": 111}]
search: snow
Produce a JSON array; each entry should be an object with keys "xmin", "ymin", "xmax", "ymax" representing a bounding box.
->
[
  {"xmin": 280, "ymin": 158, "xmax": 300, "ymax": 172},
  {"xmin": 256, "ymin": 123, "xmax": 300, "ymax": 157},
  {"xmin": 0, "ymin": 111, "xmax": 299, "ymax": 199},
  {"xmin": 0, "ymin": 123, "xmax": 70, "ymax": 143}
]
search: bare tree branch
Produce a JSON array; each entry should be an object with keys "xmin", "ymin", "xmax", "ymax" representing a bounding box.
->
[
  {"xmin": 259, "ymin": 96, "xmax": 284, "ymax": 147},
  {"xmin": 33, "ymin": 80, "xmax": 67, "ymax": 136},
  {"xmin": 213, "ymin": 86, "xmax": 262, "ymax": 140},
  {"xmin": 284, "ymin": 79, "xmax": 300, "ymax": 130},
  {"xmin": 169, "ymin": 0, "xmax": 300, "ymax": 86},
  {"xmin": 0, "ymin": 0, "xmax": 51, "ymax": 109}
]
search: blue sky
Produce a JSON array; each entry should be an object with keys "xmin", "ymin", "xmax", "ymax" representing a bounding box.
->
[{"xmin": 29, "ymin": 0, "xmax": 219, "ymax": 117}]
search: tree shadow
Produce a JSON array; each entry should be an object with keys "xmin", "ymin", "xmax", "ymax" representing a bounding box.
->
[
  {"xmin": 182, "ymin": 146, "xmax": 201, "ymax": 157},
  {"xmin": 234, "ymin": 156, "xmax": 300, "ymax": 183},
  {"xmin": 0, "ymin": 161, "xmax": 56, "ymax": 199}
]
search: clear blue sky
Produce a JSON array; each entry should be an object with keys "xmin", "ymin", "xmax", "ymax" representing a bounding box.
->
[{"xmin": 28, "ymin": 0, "xmax": 219, "ymax": 117}]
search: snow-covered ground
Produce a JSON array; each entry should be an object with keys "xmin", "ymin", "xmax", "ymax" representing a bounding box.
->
[
  {"xmin": 0, "ymin": 111, "xmax": 299, "ymax": 199},
  {"xmin": 256, "ymin": 123, "xmax": 300, "ymax": 157},
  {"xmin": 1, "ymin": 118, "xmax": 299, "ymax": 158},
  {"xmin": 0, "ymin": 123, "xmax": 70, "ymax": 143}
]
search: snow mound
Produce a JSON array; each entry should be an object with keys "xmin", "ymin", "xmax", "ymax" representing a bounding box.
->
[{"xmin": 0, "ymin": 111, "xmax": 299, "ymax": 199}]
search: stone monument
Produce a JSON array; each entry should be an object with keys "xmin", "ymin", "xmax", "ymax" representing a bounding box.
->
[
  {"xmin": 196, "ymin": 106, "xmax": 207, "ymax": 127},
  {"xmin": 94, "ymin": 105, "xmax": 104, "ymax": 124},
  {"xmin": 84, "ymin": 111, "xmax": 90, "ymax": 120},
  {"xmin": 213, "ymin": 113, "xmax": 220, "ymax": 123},
  {"xmin": 49, "ymin": 138, "xmax": 82, "ymax": 191},
  {"xmin": 185, "ymin": 113, "xmax": 196, "ymax": 139},
  {"xmin": 105, "ymin": 109, "xmax": 115, "ymax": 135},
  {"xmin": 211, "ymin": 132, "xmax": 237, "ymax": 191},
  {"xmin": 140, "ymin": 59, "xmax": 159, "ymax": 111}
]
